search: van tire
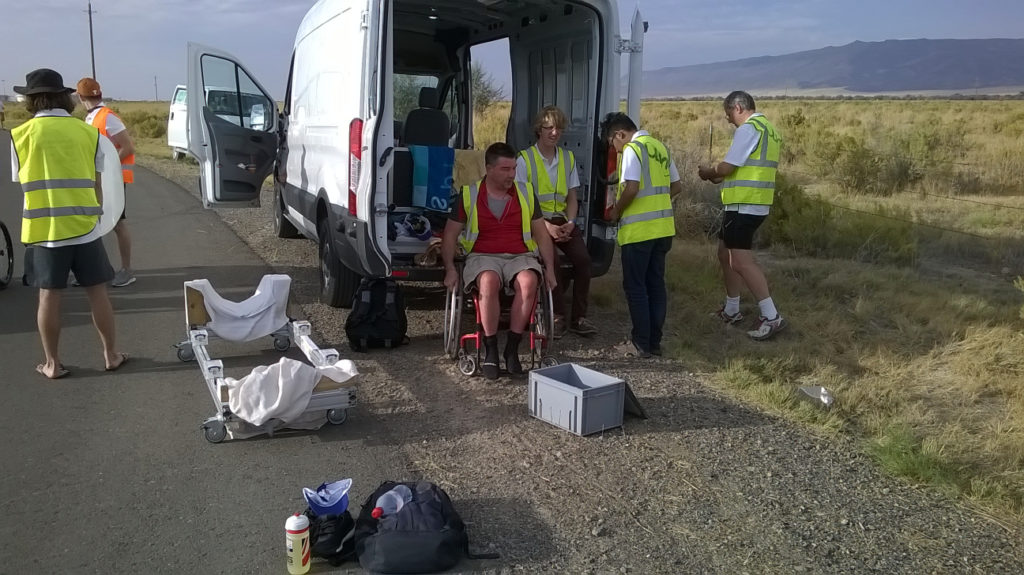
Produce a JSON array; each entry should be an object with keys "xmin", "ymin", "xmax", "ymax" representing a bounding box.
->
[
  {"xmin": 172, "ymin": 150, "xmax": 183, "ymax": 161},
  {"xmin": 318, "ymin": 217, "xmax": 360, "ymax": 308},
  {"xmin": 273, "ymin": 186, "xmax": 300, "ymax": 238}
]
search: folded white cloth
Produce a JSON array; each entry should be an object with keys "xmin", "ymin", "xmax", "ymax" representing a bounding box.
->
[
  {"xmin": 185, "ymin": 274, "xmax": 291, "ymax": 341},
  {"xmin": 225, "ymin": 357, "xmax": 358, "ymax": 427}
]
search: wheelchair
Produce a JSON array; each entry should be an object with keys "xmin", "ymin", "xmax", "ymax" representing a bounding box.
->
[{"xmin": 442, "ymin": 258, "xmax": 559, "ymax": 376}]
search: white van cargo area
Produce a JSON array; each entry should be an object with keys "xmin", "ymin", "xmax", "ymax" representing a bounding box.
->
[{"xmin": 186, "ymin": 0, "xmax": 639, "ymax": 307}]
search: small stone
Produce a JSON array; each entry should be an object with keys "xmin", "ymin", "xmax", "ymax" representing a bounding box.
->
[
  {"xmin": 840, "ymin": 518, "xmax": 849, "ymax": 526},
  {"xmin": 592, "ymin": 525, "xmax": 606, "ymax": 537}
]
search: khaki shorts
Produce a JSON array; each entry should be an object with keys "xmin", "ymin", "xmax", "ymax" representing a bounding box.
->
[{"xmin": 463, "ymin": 252, "xmax": 542, "ymax": 295}]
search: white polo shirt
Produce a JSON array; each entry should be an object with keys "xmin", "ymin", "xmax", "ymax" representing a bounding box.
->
[{"xmin": 620, "ymin": 130, "xmax": 681, "ymax": 184}]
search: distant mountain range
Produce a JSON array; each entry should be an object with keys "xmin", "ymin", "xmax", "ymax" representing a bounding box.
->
[{"xmin": 641, "ymin": 39, "xmax": 1024, "ymax": 98}]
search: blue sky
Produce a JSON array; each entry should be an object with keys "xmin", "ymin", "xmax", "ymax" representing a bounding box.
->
[{"xmin": 2, "ymin": 0, "xmax": 1022, "ymax": 100}]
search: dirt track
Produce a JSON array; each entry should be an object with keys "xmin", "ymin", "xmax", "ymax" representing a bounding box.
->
[{"xmin": 144, "ymin": 158, "xmax": 1023, "ymax": 574}]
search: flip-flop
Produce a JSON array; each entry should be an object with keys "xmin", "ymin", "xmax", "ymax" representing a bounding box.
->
[
  {"xmin": 36, "ymin": 363, "xmax": 70, "ymax": 380},
  {"xmin": 105, "ymin": 353, "xmax": 129, "ymax": 372}
]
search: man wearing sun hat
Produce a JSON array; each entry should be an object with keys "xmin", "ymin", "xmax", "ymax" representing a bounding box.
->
[
  {"xmin": 76, "ymin": 77, "xmax": 138, "ymax": 287},
  {"xmin": 10, "ymin": 68, "xmax": 127, "ymax": 378}
]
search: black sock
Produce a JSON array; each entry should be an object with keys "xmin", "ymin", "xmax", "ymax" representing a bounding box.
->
[
  {"xmin": 504, "ymin": 331, "xmax": 523, "ymax": 375},
  {"xmin": 482, "ymin": 335, "xmax": 499, "ymax": 379}
]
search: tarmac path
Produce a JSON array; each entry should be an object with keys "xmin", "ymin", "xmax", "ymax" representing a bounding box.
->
[{"xmin": 0, "ymin": 132, "xmax": 404, "ymax": 573}]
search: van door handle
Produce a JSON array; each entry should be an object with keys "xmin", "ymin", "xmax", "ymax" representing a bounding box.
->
[
  {"xmin": 379, "ymin": 147, "xmax": 393, "ymax": 167},
  {"xmin": 170, "ymin": 112, "xmax": 174, "ymax": 120}
]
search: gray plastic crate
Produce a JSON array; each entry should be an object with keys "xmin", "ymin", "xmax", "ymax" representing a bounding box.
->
[{"xmin": 528, "ymin": 363, "xmax": 625, "ymax": 436}]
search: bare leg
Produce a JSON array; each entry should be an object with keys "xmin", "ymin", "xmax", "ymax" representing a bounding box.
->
[
  {"xmin": 84, "ymin": 284, "xmax": 123, "ymax": 368},
  {"xmin": 509, "ymin": 270, "xmax": 539, "ymax": 333},
  {"xmin": 114, "ymin": 220, "xmax": 132, "ymax": 270},
  {"xmin": 728, "ymin": 248, "xmax": 771, "ymax": 301},
  {"xmin": 477, "ymin": 271, "xmax": 501, "ymax": 336},
  {"xmin": 717, "ymin": 240, "xmax": 744, "ymax": 298},
  {"xmin": 37, "ymin": 289, "xmax": 63, "ymax": 377}
]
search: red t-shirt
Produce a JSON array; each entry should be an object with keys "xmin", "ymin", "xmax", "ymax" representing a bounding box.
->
[{"xmin": 451, "ymin": 180, "xmax": 540, "ymax": 254}]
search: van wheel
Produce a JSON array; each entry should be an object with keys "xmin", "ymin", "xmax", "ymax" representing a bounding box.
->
[
  {"xmin": 318, "ymin": 218, "xmax": 360, "ymax": 308},
  {"xmin": 273, "ymin": 186, "xmax": 300, "ymax": 238},
  {"xmin": 172, "ymin": 150, "xmax": 183, "ymax": 161}
]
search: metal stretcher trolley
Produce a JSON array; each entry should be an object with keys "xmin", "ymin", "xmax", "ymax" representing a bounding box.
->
[{"xmin": 174, "ymin": 274, "xmax": 357, "ymax": 443}]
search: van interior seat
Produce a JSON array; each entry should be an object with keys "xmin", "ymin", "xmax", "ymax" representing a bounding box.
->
[{"xmin": 403, "ymin": 87, "xmax": 450, "ymax": 146}]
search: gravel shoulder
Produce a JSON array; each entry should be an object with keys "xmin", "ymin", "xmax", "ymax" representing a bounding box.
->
[{"xmin": 141, "ymin": 158, "xmax": 1024, "ymax": 574}]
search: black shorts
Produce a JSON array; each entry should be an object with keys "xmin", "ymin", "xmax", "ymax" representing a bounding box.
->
[
  {"xmin": 120, "ymin": 184, "xmax": 127, "ymax": 220},
  {"xmin": 24, "ymin": 238, "xmax": 115, "ymax": 289},
  {"xmin": 718, "ymin": 211, "xmax": 766, "ymax": 250}
]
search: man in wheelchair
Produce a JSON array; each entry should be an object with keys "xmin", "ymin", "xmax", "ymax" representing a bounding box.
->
[{"xmin": 442, "ymin": 143, "xmax": 558, "ymax": 380}]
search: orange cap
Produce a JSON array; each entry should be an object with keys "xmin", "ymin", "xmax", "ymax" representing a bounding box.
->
[{"xmin": 76, "ymin": 77, "xmax": 102, "ymax": 98}]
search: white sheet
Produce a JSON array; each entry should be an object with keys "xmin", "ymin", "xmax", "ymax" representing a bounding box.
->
[
  {"xmin": 225, "ymin": 357, "xmax": 359, "ymax": 427},
  {"xmin": 185, "ymin": 274, "xmax": 291, "ymax": 341}
]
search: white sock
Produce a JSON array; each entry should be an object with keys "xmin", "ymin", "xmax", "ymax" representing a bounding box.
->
[
  {"xmin": 758, "ymin": 297, "xmax": 779, "ymax": 321},
  {"xmin": 724, "ymin": 296, "xmax": 740, "ymax": 316}
]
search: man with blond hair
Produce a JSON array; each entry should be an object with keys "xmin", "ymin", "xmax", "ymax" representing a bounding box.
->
[
  {"xmin": 516, "ymin": 106, "xmax": 597, "ymax": 338},
  {"xmin": 76, "ymin": 77, "xmax": 137, "ymax": 287}
]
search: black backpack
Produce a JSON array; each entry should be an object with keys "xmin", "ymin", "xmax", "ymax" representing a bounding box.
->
[
  {"xmin": 344, "ymin": 279, "xmax": 409, "ymax": 352},
  {"xmin": 354, "ymin": 480, "xmax": 499, "ymax": 574}
]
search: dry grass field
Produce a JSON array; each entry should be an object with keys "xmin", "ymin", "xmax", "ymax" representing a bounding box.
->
[{"xmin": 6, "ymin": 97, "xmax": 1023, "ymax": 524}]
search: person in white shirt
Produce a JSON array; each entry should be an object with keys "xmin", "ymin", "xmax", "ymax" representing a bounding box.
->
[
  {"xmin": 76, "ymin": 77, "xmax": 138, "ymax": 287},
  {"xmin": 698, "ymin": 90, "xmax": 786, "ymax": 341},
  {"xmin": 516, "ymin": 106, "xmax": 597, "ymax": 338}
]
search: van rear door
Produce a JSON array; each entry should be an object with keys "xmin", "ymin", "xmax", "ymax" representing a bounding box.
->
[{"xmin": 186, "ymin": 42, "xmax": 278, "ymax": 208}]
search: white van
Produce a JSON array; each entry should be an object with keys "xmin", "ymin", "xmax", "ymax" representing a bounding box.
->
[
  {"xmin": 187, "ymin": 0, "xmax": 643, "ymax": 307},
  {"xmin": 169, "ymin": 84, "xmax": 269, "ymax": 160}
]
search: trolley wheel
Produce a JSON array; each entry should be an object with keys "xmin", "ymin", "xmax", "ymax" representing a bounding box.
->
[
  {"xmin": 541, "ymin": 356, "xmax": 559, "ymax": 367},
  {"xmin": 327, "ymin": 409, "xmax": 348, "ymax": 425},
  {"xmin": 203, "ymin": 421, "xmax": 227, "ymax": 443},
  {"xmin": 458, "ymin": 355, "xmax": 477, "ymax": 376},
  {"xmin": 273, "ymin": 337, "xmax": 291, "ymax": 352},
  {"xmin": 176, "ymin": 344, "xmax": 195, "ymax": 362}
]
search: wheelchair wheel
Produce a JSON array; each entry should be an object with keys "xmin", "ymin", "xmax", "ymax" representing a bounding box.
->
[
  {"xmin": 535, "ymin": 287, "xmax": 555, "ymax": 342},
  {"xmin": 443, "ymin": 287, "xmax": 463, "ymax": 360},
  {"xmin": 0, "ymin": 221, "xmax": 12, "ymax": 290}
]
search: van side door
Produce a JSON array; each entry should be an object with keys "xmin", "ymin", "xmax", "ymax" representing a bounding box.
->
[{"xmin": 187, "ymin": 42, "xmax": 278, "ymax": 208}]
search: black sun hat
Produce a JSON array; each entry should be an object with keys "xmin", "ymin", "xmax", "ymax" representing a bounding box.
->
[{"xmin": 13, "ymin": 68, "xmax": 76, "ymax": 95}]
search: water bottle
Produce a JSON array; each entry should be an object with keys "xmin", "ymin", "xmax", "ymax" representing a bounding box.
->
[
  {"xmin": 285, "ymin": 513, "xmax": 311, "ymax": 575},
  {"xmin": 371, "ymin": 484, "xmax": 413, "ymax": 519}
]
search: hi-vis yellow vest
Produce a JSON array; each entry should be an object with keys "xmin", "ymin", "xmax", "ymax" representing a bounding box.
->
[
  {"xmin": 721, "ymin": 115, "xmax": 781, "ymax": 206},
  {"xmin": 617, "ymin": 135, "xmax": 675, "ymax": 246},
  {"xmin": 459, "ymin": 179, "xmax": 538, "ymax": 254},
  {"xmin": 12, "ymin": 117, "xmax": 102, "ymax": 244},
  {"xmin": 519, "ymin": 145, "xmax": 574, "ymax": 219}
]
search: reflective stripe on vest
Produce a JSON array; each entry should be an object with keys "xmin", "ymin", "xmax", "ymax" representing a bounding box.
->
[
  {"xmin": 616, "ymin": 135, "xmax": 675, "ymax": 246},
  {"xmin": 520, "ymin": 145, "xmax": 574, "ymax": 219},
  {"xmin": 459, "ymin": 180, "xmax": 537, "ymax": 253},
  {"xmin": 90, "ymin": 106, "xmax": 135, "ymax": 184},
  {"xmin": 721, "ymin": 115, "xmax": 781, "ymax": 206},
  {"xmin": 11, "ymin": 117, "xmax": 101, "ymax": 244}
]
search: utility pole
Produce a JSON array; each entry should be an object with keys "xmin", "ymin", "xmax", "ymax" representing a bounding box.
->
[
  {"xmin": 86, "ymin": 1, "xmax": 97, "ymax": 79},
  {"xmin": 154, "ymin": 76, "xmax": 158, "ymax": 100}
]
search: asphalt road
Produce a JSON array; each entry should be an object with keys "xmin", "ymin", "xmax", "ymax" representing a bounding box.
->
[{"xmin": 0, "ymin": 131, "xmax": 405, "ymax": 573}]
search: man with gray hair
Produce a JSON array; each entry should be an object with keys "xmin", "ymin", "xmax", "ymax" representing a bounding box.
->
[{"xmin": 698, "ymin": 91, "xmax": 786, "ymax": 341}]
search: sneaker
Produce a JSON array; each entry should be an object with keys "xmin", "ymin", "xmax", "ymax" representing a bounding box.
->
[
  {"xmin": 748, "ymin": 316, "xmax": 788, "ymax": 341},
  {"xmin": 111, "ymin": 268, "xmax": 136, "ymax": 287},
  {"xmin": 552, "ymin": 317, "xmax": 567, "ymax": 339},
  {"xmin": 69, "ymin": 272, "xmax": 81, "ymax": 287},
  {"xmin": 569, "ymin": 317, "xmax": 598, "ymax": 336},
  {"xmin": 711, "ymin": 307, "xmax": 744, "ymax": 324},
  {"xmin": 612, "ymin": 339, "xmax": 652, "ymax": 359},
  {"xmin": 504, "ymin": 332, "xmax": 524, "ymax": 375},
  {"xmin": 651, "ymin": 346, "xmax": 663, "ymax": 357},
  {"xmin": 482, "ymin": 335, "xmax": 500, "ymax": 380}
]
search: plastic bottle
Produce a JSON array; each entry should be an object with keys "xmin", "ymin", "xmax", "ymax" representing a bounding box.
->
[
  {"xmin": 285, "ymin": 512, "xmax": 311, "ymax": 575},
  {"xmin": 371, "ymin": 484, "xmax": 413, "ymax": 519}
]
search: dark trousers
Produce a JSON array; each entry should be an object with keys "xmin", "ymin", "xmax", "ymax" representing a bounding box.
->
[
  {"xmin": 620, "ymin": 236, "xmax": 672, "ymax": 353},
  {"xmin": 550, "ymin": 226, "xmax": 592, "ymax": 322}
]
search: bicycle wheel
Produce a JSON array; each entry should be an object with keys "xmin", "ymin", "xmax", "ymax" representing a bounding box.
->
[{"xmin": 0, "ymin": 221, "xmax": 12, "ymax": 289}]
